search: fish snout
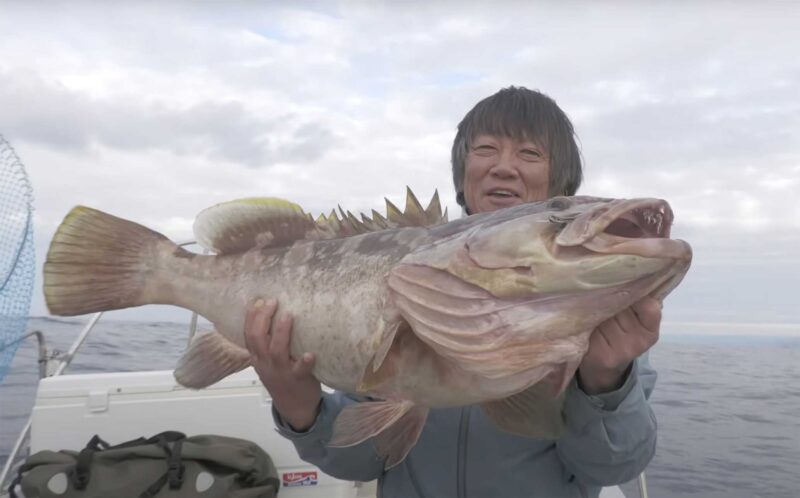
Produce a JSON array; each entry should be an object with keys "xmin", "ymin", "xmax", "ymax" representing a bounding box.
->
[{"xmin": 556, "ymin": 198, "xmax": 675, "ymax": 249}]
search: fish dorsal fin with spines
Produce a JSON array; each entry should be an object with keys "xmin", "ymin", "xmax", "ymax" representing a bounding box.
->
[
  {"xmin": 314, "ymin": 188, "xmax": 448, "ymax": 237},
  {"xmin": 193, "ymin": 198, "xmax": 318, "ymax": 254},
  {"xmin": 194, "ymin": 188, "xmax": 448, "ymax": 254}
]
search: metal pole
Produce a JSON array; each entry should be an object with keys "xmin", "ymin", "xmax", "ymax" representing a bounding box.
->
[
  {"xmin": 51, "ymin": 312, "xmax": 103, "ymax": 377},
  {"xmin": 175, "ymin": 240, "xmax": 206, "ymax": 346},
  {"xmin": 0, "ymin": 418, "xmax": 31, "ymax": 490},
  {"xmin": 638, "ymin": 471, "xmax": 649, "ymax": 498},
  {"xmin": 187, "ymin": 310, "xmax": 200, "ymax": 344},
  {"xmin": 0, "ymin": 312, "xmax": 104, "ymax": 491},
  {"xmin": 0, "ymin": 331, "xmax": 46, "ymax": 379}
]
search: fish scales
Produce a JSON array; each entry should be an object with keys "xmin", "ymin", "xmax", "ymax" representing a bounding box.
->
[{"xmin": 43, "ymin": 191, "xmax": 691, "ymax": 468}]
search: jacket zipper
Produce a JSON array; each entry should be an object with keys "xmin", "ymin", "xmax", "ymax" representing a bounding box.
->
[{"xmin": 457, "ymin": 407, "xmax": 471, "ymax": 498}]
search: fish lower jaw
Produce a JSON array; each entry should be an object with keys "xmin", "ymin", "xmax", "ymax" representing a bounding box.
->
[{"xmin": 647, "ymin": 261, "xmax": 691, "ymax": 301}]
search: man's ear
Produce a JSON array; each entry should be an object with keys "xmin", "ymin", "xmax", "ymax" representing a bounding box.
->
[{"xmin": 456, "ymin": 191, "xmax": 471, "ymax": 215}]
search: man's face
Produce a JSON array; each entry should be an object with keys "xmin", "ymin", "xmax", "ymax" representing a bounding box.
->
[{"xmin": 463, "ymin": 134, "xmax": 551, "ymax": 214}]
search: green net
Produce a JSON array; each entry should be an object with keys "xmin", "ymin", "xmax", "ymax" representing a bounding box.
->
[{"xmin": 0, "ymin": 135, "xmax": 35, "ymax": 384}]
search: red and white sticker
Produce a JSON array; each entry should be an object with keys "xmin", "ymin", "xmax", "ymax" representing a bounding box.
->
[{"xmin": 282, "ymin": 471, "xmax": 318, "ymax": 487}]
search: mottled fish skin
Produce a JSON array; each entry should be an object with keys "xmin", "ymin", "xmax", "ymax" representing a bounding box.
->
[
  {"xmin": 44, "ymin": 193, "xmax": 690, "ymax": 413},
  {"xmin": 144, "ymin": 196, "xmax": 689, "ymax": 407},
  {"xmin": 43, "ymin": 193, "xmax": 691, "ymax": 465},
  {"xmin": 156, "ymin": 225, "xmax": 436, "ymax": 391}
]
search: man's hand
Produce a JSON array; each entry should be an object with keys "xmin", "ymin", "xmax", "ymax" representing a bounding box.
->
[
  {"xmin": 244, "ymin": 298, "xmax": 322, "ymax": 431},
  {"xmin": 578, "ymin": 297, "xmax": 662, "ymax": 395}
]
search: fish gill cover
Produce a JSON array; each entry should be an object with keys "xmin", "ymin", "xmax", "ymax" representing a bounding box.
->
[{"xmin": 0, "ymin": 135, "xmax": 35, "ymax": 384}]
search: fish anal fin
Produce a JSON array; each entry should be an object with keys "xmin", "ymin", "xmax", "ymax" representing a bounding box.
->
[
  {"xmin": 174, "ymin": 330, "xmax": 251, "ymax": 388},
  {"xmin": 329, "ymin": 400, "xmax": 428, "ymax": 469},
  {"xmin": 329, "ymin": 400, "xmax": 414, "ymax": 448},
  {"xmin": 193, "ymin": 198, "xmax": 316, "ymax": 254},
  {"xmin": 375, "ymin": 404, "xmax": 429, "ymax": 469},
  {"xmin": 481, "ymin": 382, "xmax": 567, "ymax": 440}
]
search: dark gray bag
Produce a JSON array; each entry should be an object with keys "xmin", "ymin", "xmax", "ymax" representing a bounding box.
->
[{"xmin": 10, "ymin": 431, "xmax": 280, "ymax": 498}]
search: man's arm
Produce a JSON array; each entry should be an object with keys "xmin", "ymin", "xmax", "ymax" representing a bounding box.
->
[
  {"xmin": 244, "ymin": 299, "xmax": 385, "ymax": 482},
  {"xmin": 556, "ymin": 353, "xmax": 657, "ymax": 486},
  {"xmin": 555, "ymin": 297, "xmax": 661, "ymax": 486},
  {"xmin": 272, "ymin": 391, "xmax": 386, "ymax": 481}
]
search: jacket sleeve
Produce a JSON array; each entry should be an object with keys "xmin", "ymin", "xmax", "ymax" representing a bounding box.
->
[
  {"xmin": 555, "ymin": 352, "xmax": 658, "ymax": 486},
  {"xmin": 272, "ymin": 391, "xmax": 386, "ymax": 482}
]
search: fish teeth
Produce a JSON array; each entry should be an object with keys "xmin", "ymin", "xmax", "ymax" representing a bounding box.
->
[{"xmin": 640, "ymin": 208, "xmax": 664, "ymax": 235}]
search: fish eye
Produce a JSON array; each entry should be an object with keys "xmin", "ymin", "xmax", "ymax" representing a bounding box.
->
[{"xmin": 546, "ymin": 197, "xmax": 570, "ymax": 211}]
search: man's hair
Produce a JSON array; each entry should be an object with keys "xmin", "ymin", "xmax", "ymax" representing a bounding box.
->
[{"xmin": 451, "ymin": 86, "xmax": 583, "ymax": 207}]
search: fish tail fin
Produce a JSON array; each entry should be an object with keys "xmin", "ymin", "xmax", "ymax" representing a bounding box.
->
[{"xmin": 44, "ymin": 206, "xmax": 181, "ymax": 316}]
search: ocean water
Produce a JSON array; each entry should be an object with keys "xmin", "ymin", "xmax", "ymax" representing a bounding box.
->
[{"xmin": 1, "ymin": 317, "xmax": 799, "ymax": 497}]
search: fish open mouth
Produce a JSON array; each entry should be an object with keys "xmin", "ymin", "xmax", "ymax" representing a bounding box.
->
[
  {"xmin": 552, "ymin": 198, "xmax": 691, "ymax": 264},
  {"xmin": 556, "ymin": 199, "xmax": 674, "ymax": 246},
  {"xmin": 599, "ymin": 200, "xmax": 672, "ymax": 240},
  {"xmin": 548, "ymin": 197, "xmax": 692, "ymax": 299}
]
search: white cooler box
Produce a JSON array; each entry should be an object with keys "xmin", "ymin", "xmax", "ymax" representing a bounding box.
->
[{"xmin": 29, "ymin": 368, "xmax": 369, "ymax": 498}]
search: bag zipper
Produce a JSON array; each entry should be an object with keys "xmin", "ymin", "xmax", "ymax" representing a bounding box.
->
[{"xmin": 457, "ymin": 407, "xmax": 471, "ymax": 498}]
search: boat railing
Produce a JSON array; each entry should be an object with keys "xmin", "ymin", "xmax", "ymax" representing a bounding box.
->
[{"xmin": 0, "ymin": 240, "xmax": 201, "ymax": 492}]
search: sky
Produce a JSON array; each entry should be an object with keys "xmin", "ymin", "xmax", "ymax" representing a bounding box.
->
[{"xmin": 1, "ymin": 1, "xmax": 798, "ymax": 332}]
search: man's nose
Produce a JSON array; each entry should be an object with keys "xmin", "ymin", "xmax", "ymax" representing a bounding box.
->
[{"xmin": 490, "ymin": 151, "xmax": 519, "ymax": 178}]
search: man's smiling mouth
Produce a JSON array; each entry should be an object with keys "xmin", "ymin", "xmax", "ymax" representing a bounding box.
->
[{"xmin": 488, "ymin": 189, "xmax": 519, "ymax": 198}]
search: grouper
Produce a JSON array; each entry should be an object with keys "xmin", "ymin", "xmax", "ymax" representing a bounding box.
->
[{"xmin": 43, "ymin": 189, "xmax": 692, "ymax": 467}]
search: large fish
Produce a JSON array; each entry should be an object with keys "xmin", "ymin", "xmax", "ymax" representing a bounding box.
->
[{"xmin": 43, "ymin": 189, "xmax": 691, "ymax": 467}]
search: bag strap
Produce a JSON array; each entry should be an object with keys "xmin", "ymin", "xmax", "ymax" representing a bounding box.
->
[
  {"xmin": 167, "ymin": 439, "xmax": 185, "ymax": 490},
  {"xmin": 138, "ymin": 433, "xmax": 186, "ymax": 498},
  {"xmin": 69, "ymin": 432, "xmax": 186, "ymax": 492},
  {"xmin": 8, "ymin": 461, "xmax": 39, "ymax": 498},
  {"xmin": 71, "ymin": 434, "xmax": 110, "ymax": 490},
  {"xmin": 109, "ymin": 430, "xmax": 186, "ymax": 450}
]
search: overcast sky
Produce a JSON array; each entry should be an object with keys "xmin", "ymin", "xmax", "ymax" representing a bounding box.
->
[{"xmin": 1, "ymin": 1, "xmax": 798, "ymax": 332}]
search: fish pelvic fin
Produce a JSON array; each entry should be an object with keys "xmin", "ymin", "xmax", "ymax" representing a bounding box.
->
[
  {"xmin": 481, "ymin": 382, "xmax": 567, "ymax": 440},
  {"xmin": 174, "ymin": 330, "xmax": 251, "ymax": 388},
  {"xmin": 329, "ymin": 400, "xmax": 428, "ymax": 469},
  {"xmin": 43, "ymin": 206, "xmax": 181, "ymax": 316}
]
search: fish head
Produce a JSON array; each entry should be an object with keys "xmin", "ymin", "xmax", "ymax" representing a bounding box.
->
[
  {"xmin": 415, "ymin": 195, "xmax": 692, "ymax": 301},
  {"xmin": 386, "ymin": 195, "xmax": 692, "ymax": 396}
]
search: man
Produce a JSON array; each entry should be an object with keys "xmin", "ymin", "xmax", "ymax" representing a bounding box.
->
[{"xmin": 244, "ymin": 86, "xmax": 661, "ymax": 497}]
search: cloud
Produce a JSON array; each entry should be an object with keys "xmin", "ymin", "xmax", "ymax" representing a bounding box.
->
[
  {"xmin": 0, "ymin": 69, "xmax": 347, "ymax": 168},
  {"xmin": 1, "ymin": 1, "xmax": 798, "ymax": 322}
]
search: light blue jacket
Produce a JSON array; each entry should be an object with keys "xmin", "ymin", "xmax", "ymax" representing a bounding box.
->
[{"xmin": 274, "ymin": 355, "xmax": 657, "ymax": 498}]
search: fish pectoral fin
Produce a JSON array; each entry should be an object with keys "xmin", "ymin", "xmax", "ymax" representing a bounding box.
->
[
  {"xmin": 371, "ymin": 318, "xmax": 404, "ymax": 373},
  {"xmin": 481, "ymin": 382, "xmax": 567, "ymax": 440},
  {"xmin": 329, "ymin": 400, "xmax": 428, "ymax": 469},
  {"xmin": 174, "ymin": 330, "xmax": 251, "ymax": 388}
]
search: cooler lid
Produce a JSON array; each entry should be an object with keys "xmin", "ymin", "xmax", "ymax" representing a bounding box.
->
[{"xmin": 35, "ymin": 368, "xmax": 265, "ymax": 399}]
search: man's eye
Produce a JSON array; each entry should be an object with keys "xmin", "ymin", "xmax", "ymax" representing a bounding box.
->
[
  {"xmin": 520, "ymin": 149, "xmax": 542, "ymax": 159},
  {"xmin": 473, "ymin": 145, "xmax": 496, "ymax": 155}
]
